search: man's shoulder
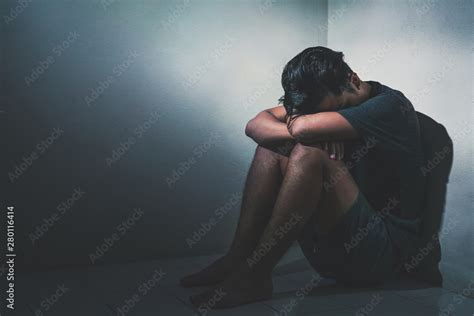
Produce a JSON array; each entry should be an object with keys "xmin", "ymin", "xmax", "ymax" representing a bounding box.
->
[
  {"xmin": 372, "ymin": 81, "xmax": 415, "ymax": 115},
  {"xmin": 375, "ymin": 82, "xmax": 425, "ymax": 162}
]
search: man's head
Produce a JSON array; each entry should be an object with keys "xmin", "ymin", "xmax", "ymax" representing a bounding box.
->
[{"xmin": 279, "ymin": 46, "xmax": 369, "ymax": 117}]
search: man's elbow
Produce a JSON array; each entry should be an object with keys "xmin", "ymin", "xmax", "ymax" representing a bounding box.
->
[
  {"xmin": 245, "ymin": 118, "xmax": 263, "ymax": 143},
  {"xmin": 245, "ymin": 118, "xmax": 256, "ymax": 138},
  {"xmin": 246, "ymin": 118, "xmax": 269, "ymax": 144}
]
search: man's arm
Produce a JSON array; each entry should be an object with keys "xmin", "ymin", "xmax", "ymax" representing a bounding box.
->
[
  {"xmin": 246, "ymin": 105, "xmax": 359, "ymax": 143},
  {"xmin": 245, "ymin": 106, "xmax": 293, "ymax": 145},
  {"xmin": 246, "ymin": 106, "xmax": 351, "ymax": 160},
  {"xmin": 288, "ymin": 112, "xmax": 359, "ymax": 142}
]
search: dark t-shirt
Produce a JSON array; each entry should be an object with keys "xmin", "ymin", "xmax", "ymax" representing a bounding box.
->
[{"xmin": 338, "ymin": 81, "xmax": 425, "ymax": 257}]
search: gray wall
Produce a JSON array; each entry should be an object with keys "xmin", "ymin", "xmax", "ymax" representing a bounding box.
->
[
  {"xmin": 328, "ymin": 0, "xmax": 473, "ymax": 292},
  {"xmin": 2, "ymin": 0, "xmax": 327, "ymax": 269}
]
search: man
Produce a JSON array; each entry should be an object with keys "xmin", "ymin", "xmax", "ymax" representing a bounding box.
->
[{"xmin": 180, "ymin": 46, "xmax": 426, "ymax": 308}]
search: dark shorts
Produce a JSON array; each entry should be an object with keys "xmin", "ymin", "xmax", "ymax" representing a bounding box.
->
[{"xmin": 297, "ymin": 190, "xmax": 401, "ymax": 286}]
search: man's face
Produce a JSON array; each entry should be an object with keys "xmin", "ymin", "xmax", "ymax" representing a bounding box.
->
[
  {"xmin": 316, "ymin": 73, "xmax": 365, "ymax": 112},
  {"xmin": 317, "ymin": 93, "xmax": 349, "ymax": 112}
]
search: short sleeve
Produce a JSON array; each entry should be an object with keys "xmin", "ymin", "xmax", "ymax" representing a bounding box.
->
[{"xmin": 337, "ymin": 90, "xmax": 414, "ymax": 153}]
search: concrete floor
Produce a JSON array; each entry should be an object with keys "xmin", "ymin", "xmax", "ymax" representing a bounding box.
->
[{"xmin": 15, "ymin": 248, "xmax": 474, "ymax": 316}]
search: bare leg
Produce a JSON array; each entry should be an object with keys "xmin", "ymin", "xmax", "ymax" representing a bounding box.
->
[
  {"xmin": 190, "ymin": 144, "xmax": 359, "ymax": 308},
  {"xmin": 249, "ymin": 144, "xmax": 359, "ymax": 273},
  {"xmin": 180, "ymin": 144, "xmax": 290, "ymax": 287},
  {"xmin": 228, "ymin": 145, "xmax": 291, "ymax": 258}
]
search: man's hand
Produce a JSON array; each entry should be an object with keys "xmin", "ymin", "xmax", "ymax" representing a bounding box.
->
[
  {"xmin": 246, "ymin": 106, "xmax": 346, "ymax": 160},
  {"xmin": 323, "ymin": 141, "xmax": 344, "ymax": 160},
  {"xmin": 288, "ymin": 114, "xmax": 345, "ymax": 160},
  {"xmin": 300, "ymin": 141, "xmax": 345, "ymax": 160}
]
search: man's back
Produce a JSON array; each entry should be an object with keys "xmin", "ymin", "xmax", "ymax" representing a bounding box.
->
[{"xmin": 337, "ymin": 81, "xmax": 426, "ymax": 263}]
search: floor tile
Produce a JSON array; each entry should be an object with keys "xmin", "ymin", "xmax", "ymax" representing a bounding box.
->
[
  {"xmin": 393, "ymin": 286, "xmax": 450, "ymax": 299},
  {"xmin": 17, "ymin": 269, "xmax": 109, "ymax": 316},
  {"xmin": 272, "ymin": 274, "xmax": 310, "ymax": 295},
  {"xmin": 265, "ymin": 292, "xmax": 339, "ymax": 315},
  {"xmin": 203, "ymin": 303, "xmax": 276, "ymax": 316},
  {"xmin": 161, "ymin": 283, "xmax": 215, "ymax": 305},
  {"xmin": 105, "ymin": 287, "xmax": 193, "ymax": 316},
  {"xmin": 160, "ymin": 284, "xmax": 275, "ymax": 316},
  {"xmin": 414, "ymin": 292, "xmax": 474, "ymax": 316},
  {"xmin": 87, "ymin": 257, "xmax": 199, "ymax": 303},
  {"xmin": 189, "ymin": 253, "xmax": 223, "ymax": 269},
  {"xmin": 300, "ymin": 291, "xmax": 437, "ymax": 316},
  {"xmin": 15, "ymin": 256, "xmax": 473, "ymax": 316},
  {"xmin": 3, "ymin": 303, "xmax": 32, "ymax": 316}
]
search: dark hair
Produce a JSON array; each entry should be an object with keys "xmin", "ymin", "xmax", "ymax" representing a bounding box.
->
[{"xmin": 279, "ymin": 46, "xmax": 354, "ymax": 118}]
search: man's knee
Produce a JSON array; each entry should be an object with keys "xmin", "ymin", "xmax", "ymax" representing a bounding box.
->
[
  {"xmin": 255, "ymin": 145, "xmax": 284, "ymax": 166},
  {"xmin": 289, "ymin": 143, "xmax": 327, "ymax": 166}
]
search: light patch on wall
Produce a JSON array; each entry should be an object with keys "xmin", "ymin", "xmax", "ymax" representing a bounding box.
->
[{"xmin": 329, "ymin": 0, "xmax": 473, "ymax": 291}]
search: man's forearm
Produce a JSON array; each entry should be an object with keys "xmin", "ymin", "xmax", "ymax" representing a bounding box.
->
[
  {"xmin": 245, "ymin": 111, "xmax": 294, "ymax": 145},
  {"xmin": 245, "ymin": 110, "xmax": 346, "ymax": 160},
  {"xmin": 288, "ymin": 112, "xmax": 359, "ymax": 142}
]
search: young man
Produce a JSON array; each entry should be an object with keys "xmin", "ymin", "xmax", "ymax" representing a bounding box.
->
[{"xmin": 180, "ymin": 46, "xmax": 426, "ymax": 308}]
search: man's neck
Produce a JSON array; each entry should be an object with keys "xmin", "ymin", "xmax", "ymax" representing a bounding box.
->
[
  {"xmin": 361, "ymin": 81, "xmax": 373, "ymax": 102},
  {"xmin": 343, "ymin": 80, "xmax": 374, "ymax": 108}
]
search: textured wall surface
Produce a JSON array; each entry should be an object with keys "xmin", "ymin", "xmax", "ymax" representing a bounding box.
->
[
  {"xmin": 2, "ymin": 0, "xmax": 327, "ymax": 269},
  {"xmin": 328, "ymin": 0, "xmax": 473, "ymax": 291}
]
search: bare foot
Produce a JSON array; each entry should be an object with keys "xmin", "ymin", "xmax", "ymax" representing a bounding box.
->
[
  {"xmin": 189, "ymin": 272, "xmax": 273, "ymax": 310},
  {"xmin": 180, "ymin": 254, "xmax": 240, "ymax": 287}
]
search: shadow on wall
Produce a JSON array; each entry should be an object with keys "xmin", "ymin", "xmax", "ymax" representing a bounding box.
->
[{"xmin": 2, "ymin": 0, "xmax": 327, "ymax": 270}]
